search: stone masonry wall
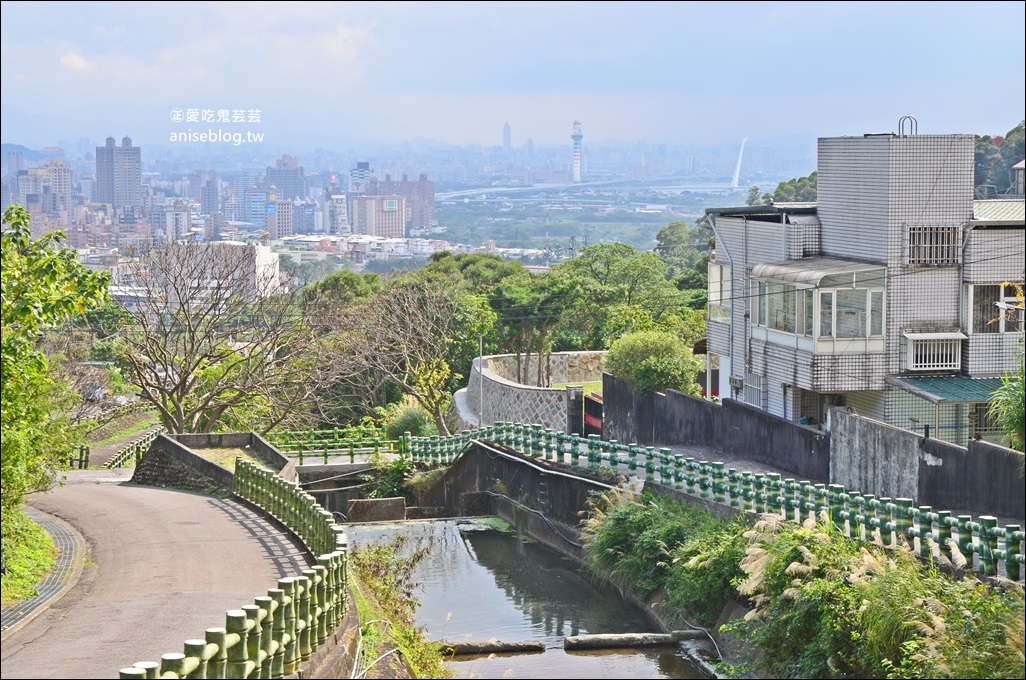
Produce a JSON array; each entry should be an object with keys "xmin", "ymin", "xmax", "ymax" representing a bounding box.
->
[{"xmin": 464, "ymin": 351, "xmax": 605, "ymax": 432}]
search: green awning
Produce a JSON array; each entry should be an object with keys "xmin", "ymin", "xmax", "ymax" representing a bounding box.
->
[{"xmin": 886, "ymin": 375, "xmax": 1004, "ymax": 404}]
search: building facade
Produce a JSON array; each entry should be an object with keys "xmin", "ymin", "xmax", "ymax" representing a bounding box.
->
[
  {"xmin": 705, "ymin": 131, "xmax": 1025, "ymax": 446},
  {"xmin": 94, "ymin": 136, "xmax": 142, "ymax": 211}
]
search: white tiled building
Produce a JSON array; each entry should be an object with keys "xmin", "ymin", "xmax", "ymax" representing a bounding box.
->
[{"xmin": 705, "ymin": 131, "xmax": 1024, "ymax": 445}]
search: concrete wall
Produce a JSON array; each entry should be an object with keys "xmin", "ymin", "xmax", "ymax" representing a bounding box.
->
[
  {"xmin": 605, "ymin": 373, "xmax": 1023, "ymax": 516},
  {"xmin": 132, "ymin": 434, "xmax": 235, "ymax": 492},
  {"xmin": 829, "ymin": 408, "xmax": 920, "ymax": 501},
  {"xmin": 463, "ymin": 351, "xmax": 606, "ymax": 431},
  {"xmin": 602, "ymin": 373, "xmax": 830, "ymax": 483}
]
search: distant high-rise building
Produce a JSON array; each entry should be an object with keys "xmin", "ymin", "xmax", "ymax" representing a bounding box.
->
[
  {"xmin": 571, "ymin": 121, "xmax": 583, "ymax": 183},
  {"xmin": 265, "ymin": 154, "xmax": 308, "ymax": 200},
  {"xmin": 350, "ymin": 195, "xmax": 406, "ymax": 238},
  {"xmin": 349, "ymin": 161, "xmax": 372, "ymax": 194},
  {"xmin": 365, "ymin": 173, "xmax": 435, "ymax": 233},
  {"xmin": 164, "ymin": 199, "xmax": 192, "ymax": 242},
  {"xmin": 7, "ymin": 150, "xmax": 25, "ymax": 179},
  {"xmin": 503, "ymin": 122, "xmax": 511, "ymax": 150},
  {"xmin": 200, "ymin": 175, "xmax": 220, "ymax": 216},
  {"xmin": 94, "ymin": 136, "xmax": 142, "ymax": 210},
  {"xmin": 265, "ymin": 195, "xmax": 293, "ymax": 241},
  {"xmin": 323, "ymin": 191, "xmax": 350, "ymax": 236}
]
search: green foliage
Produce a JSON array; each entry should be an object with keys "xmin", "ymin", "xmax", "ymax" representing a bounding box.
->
[
  {"xmin": 976, "ymin": 120, "xmax": 1025, "ymax": 195},
  {"xmin": 2, "ymin": 205, "xmax": 109, "ymax": 515},
  {"xmin": 768, "ymin": 171, "xmax": 818, "ymax": 203},
  {"xmin": 605, "ymin": 329, "xmax": 703, "ymax": 396},
  {"xmin": 349, "ymin": 535, "xmax": 452, "ymax": 679},
  {"xmin": 1, "ymin": 508, "xmax": 57, "ymax": 606},
  {"xmin": 664, "ymin": 518, "xmax": 748, "ymax": 626},
  {"xmin": 377, "ymin": 401, "xmax": 438, "ymax": 440}
]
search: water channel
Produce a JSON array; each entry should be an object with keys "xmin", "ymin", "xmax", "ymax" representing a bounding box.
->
[{"xmin": 344, "ymin": 517, "xmax": 706, "ymax": 679}]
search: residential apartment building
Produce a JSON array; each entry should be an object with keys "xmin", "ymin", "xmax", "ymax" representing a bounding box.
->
[
  {"xmin": 365, "ymin": 173, "xmax": 436, "ymax": 233},
  {"xmin": 94, "ymin": 136, "xmax": 142, "ymax": 211},
  {"xmin": 350, "ymin": 195, "xmax": 407, "ymax": 238},
  {"xmin": 705, "ymin": 130, "xmax": 1025, "ymax": 446}
]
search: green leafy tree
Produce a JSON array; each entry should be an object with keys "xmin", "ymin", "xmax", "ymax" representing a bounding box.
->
[
  {"xmin": 769, "ymin": 171, "xmax": 817, "ymax": 202},
  {"xmin": 1, "ymin": 205, "xmax": 109, "ymax": 514},
  {"xmin": 746, "ymin": 186, "xmax": 762, "ymax": 206},
  {"xmin": 989, "ymin": 282, "xmax": 1024, "ymax": 452},
  {"xmin": 605, "ymin": 330, "xmax": 703, "ymax": 396}
]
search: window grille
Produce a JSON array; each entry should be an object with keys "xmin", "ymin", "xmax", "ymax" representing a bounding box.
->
[
  {"xmin": 907, "ymin": 224, "xmax": 960, "ymax": 265},
  {"xmin": 906, "ymin": 337, "xmax": 962, "ymax": 371}
]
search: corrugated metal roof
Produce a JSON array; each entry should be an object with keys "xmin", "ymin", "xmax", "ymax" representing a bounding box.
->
[
  {"xmin": 773, "ymin": 201, "xmax": 817, "ymax": 210},
  {"xmin": 973, "ymin": 199, "xmax": 1025, "ymax": 222},
  {"xmin": 886, "ymin": 375, "xmax": 1004, "ymax": 404},
  {"xmin": 751, "ymin": 257, "xmax": 885, "ymax": 288}
]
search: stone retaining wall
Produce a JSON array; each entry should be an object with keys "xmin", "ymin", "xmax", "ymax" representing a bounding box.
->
[{"xmin": 462, "ymin": 351, "xmax": 605, "ymax": 432}]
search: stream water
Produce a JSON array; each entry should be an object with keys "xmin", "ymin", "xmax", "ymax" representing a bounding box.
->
[{"xmin": 344, "ymin": 518, "xmax": 706, "ymax": 679}]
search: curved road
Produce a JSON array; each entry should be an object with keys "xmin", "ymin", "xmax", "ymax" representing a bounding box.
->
[{"xmin": 1, "ymin": 469, "xmax": 311, "ymax": 679}]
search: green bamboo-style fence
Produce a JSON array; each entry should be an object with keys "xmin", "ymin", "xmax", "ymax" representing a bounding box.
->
[
  {"xmin": 118, "ymin": 458, "xmax": 349, "ymax": 679},
  {"xmin": 67, "ymin": 445, "xmax": 90, "ymax": 470},
  {"xmin": 103, "ymin": 428, "xmax": 167, "ymax": 469},
  {"xmin": 280, "ymin": 421, "xmax": 1025, "ymax": 583}
]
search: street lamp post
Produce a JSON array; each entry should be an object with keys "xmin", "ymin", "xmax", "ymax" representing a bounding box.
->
[{"xmin": 478, "ymin": 333, "xmax": 484, "ymax": 427}]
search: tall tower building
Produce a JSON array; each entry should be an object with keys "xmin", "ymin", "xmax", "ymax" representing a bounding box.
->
[
  {"xmin": 265, "ymin": 154, "xmax": 308, "ymax": 200},
  {"xmin": 571, "ymin": 121, "xmax": 583, "ymax": 183},
  {"xmin": 94, "ymin": 136, "xmax": 142, "ymax": 211},
  {"xmin": 503, "ymin": 122, "xmax": 511, "ymax": 150}
]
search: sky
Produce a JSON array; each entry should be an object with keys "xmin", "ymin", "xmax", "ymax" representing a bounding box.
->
[{"xmin": 1, "ymin": 1, "xmax": 1024, "ymax": 153}]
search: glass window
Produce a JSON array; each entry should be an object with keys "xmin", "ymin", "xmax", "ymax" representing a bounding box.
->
[
  {"xmin": 870, "ymin": 291, "xmax": 884, "ymax": 336},
  {"xmin": 836, "ymin": 289, "xmax": 867, "ymax": 338},
  {"xmin": 820, "ymin": 292, "xmax": 833, "ymax": 337}
]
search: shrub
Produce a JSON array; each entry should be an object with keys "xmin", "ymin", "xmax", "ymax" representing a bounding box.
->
[{"xmin": 605, "ymin": 330, "xmax": 703, "ymax": 396}]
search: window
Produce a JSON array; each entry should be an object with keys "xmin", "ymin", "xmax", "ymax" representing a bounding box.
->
[
  {"xmin": 819, "ymin": 288, "xmax": 885, "ymax": 339},
  {"xmin": 743, "ymin": 371, "xmax": 768, "ymax": 410},
  {"xmin": 708, "ymin": 262, "xmax": 731, "ymax": 322},
  {"xmin": 755, "ymin": 282, "xmax": 813, "ymax": 336},
  {"xmin": 903, "ymin": 331, "xmax": 964, "ymax": 371},
  {"xmin": 907, "ymin": 224, "xmax": 960, "ymax": 265},
  {"xmin": 971, "ymin": 284, "xmax": 1024, "ymax": 334}
]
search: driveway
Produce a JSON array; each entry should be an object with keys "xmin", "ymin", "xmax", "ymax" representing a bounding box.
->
[{"xmin": 1, "ymin": 469, "xmax": 311, "ymax": 679}]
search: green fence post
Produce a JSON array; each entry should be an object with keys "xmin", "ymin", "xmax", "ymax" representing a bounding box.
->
[
  {"xmin": 206, "ymin": 627, "xmax": 227, "ymax": 679},
  {"xmin": 753, "ymin": 474, "xmax": 766, "ymax": 512},
  {"xmin": 241, "ymin": 604, "xmax": 263, "ymax": 677},
  {"xmin": 917, "ymin": 506, "xmax": 933, "ymax": 559},
  {"xmin": 659, "ymin": 448, "xmax": 673, "ymax": 487},
  {"xmin": 711, "ymin": 462, "xmax": 725, "ymax": 504},
  {"xmin": 895, "ymin": 498, "xmax": 913, "ymax": 550},
  {"xmin": 587, "ymin": 434, "xmax": 600, "ymax": 469},
  {"xmin": 979, "ymin": 516, "xmax": 999, "ymax": 577},
  {"xmin": 1004, "ymin": 525, "xmax": 1021, "ymax": 581},
  {"xmin": 297, "ymin": 574, "xmax": 312, "ymax": 661},
  {"xmin": 183, "ymin": 639, "xmax": 208, "ymax": 679},
  {"xmin": 133, "ymin": 661, "xmax": 159, "ymax": 679},
  {"xmin": 268, "ymin": 588, "xmax": 286, "ymax": 678},
  {"xmin": 158, "ymin": 653, "xmax": 186, "ymax": 679},
  {"xmin": 827, "ymin": 484, "xmax": 845, "ymax": 532},
  {"xmin": 225, "ymin": 609, "xmax": 250, "ymax": 678},
  {"xmin": 311, "ymin": 565, "xmax": 328, "ymax": 646}
]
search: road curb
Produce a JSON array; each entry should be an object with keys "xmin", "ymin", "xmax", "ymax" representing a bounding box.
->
[{"xmin": 1, "ymin": 506, "xmax": 86, "ymax": 640}]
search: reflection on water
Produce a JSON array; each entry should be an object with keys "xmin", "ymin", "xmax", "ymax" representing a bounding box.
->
[{"xmin": 345, "ymin": 518, "xmax": 704, "ymax": 679}]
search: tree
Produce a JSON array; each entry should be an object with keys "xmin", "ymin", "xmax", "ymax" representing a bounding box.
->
[
  {"xmin": 768, "ymin": 171, "xmax": 817, "ymax": 203},
  {"xmin": 746, "ymin": 186, "xmax": 762, "ymax": 206},
  {"xmin": 339, "ymin": 273, "xmax": 495, "ymax": 435},
  {"xmin": 116, "ymin": 241, "xmax": 342, "ymax": 434},
  {"xmin": 604, "ymin": 330, "xmax": 703, "ymax": 397},
  {"xmin": 2, "ymin": 205, "xmax": 109, "ymax": 514},
  {"xmin": 989, "ymin": 282, "xmax": 1024, "ymax": 453}
]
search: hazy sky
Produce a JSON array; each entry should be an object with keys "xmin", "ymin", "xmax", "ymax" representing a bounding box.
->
[{"xmin": 2, "ymin": 1, "xmax": 1024, "ymax": 152}]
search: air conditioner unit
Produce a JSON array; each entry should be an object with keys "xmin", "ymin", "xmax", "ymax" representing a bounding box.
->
[{"xmin": 728, "ymin": 376, "xmax": 744, "ymax": 391}]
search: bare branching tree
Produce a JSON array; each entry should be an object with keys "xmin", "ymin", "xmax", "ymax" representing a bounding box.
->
[
  {"xmin": 336, "ymin": 275, "xmax": 493, "ymax": 435},
  {"xmin": 117, "ymin": 241, "xmax": 345, "ymax": 434}
]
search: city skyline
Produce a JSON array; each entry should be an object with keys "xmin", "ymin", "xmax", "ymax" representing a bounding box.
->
[{"xmin": 1, "ymin": 1, "xmax": 1024, "ymax": 153}]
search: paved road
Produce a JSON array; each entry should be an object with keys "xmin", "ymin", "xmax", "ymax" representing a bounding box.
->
[{"xmin": 1, "ymin": 469, "xmax": 311, "ymax": 680}]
